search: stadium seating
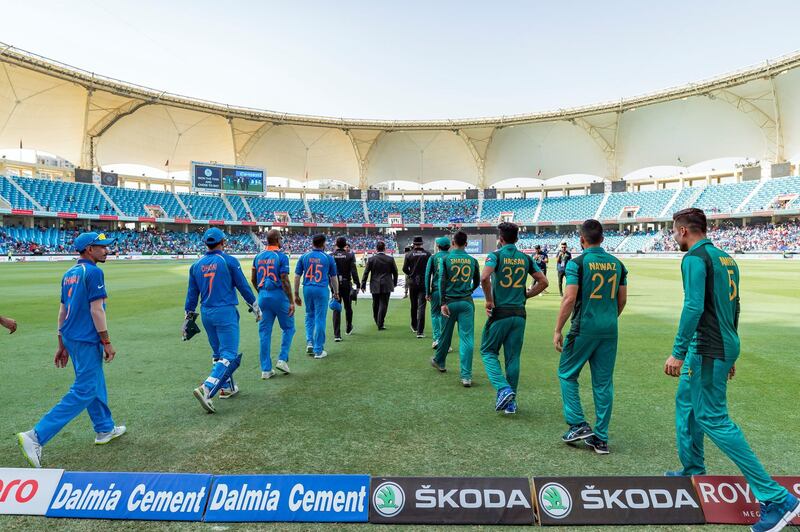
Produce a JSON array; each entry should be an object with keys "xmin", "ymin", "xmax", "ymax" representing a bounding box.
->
[
  {"xmin": 539, "ymin": 194, "xmax": 604, "ymax": 223},
  {"xmin": 0, "ymin": 225, "xmax": 70, "ymax": 253},
  {"xmin": 247, "ymin": 197, "xmax": 307, "ymax": 222},
  {"xmin": 743, "ymin": 176, "xmax": 800, "ymax": 211},
  {"xmin": 615, "ymin": 231, "xmax": 659, "ymax": 252},
  {"xmin": 226, "ymin": 195, "xmax": 251, "ymax": 221},
  {"xmin": 104, "ymin": 186, "xmax": 186, "ymax": 218},
  {"xmin": 368, "ymin": 200, "xmax": 421, "ymax": 224},
  {"xmin": 308, "ymin": 199, "xmax": 366, "ymax": 223},
  {"xmin": 178, "ymin": 193, "xmax": 233, "ymax": 220},
  {"xmin": 15, "ymin": 176, "xmax": 113, "ymax": 214},
  {"xmin": 0, "ymin": 176, "xmax": 36, "ymax": 209},
  {"xmin": 480, "ymin": 199, "xmax": 539, "ymax": 223},
  {"xmin": 599, "ymin": 189, "xmax": 675, "ymax": 219},
  {"xmin": 692, "ymin": 181, "xmax": 757, "ymax": 214},
  {"xmin": 664, "ymin": 187, "xmax": 699, "ymax": 215},
  {"xmin": 424, "ymin": 199, "xmax": 478, "ymax": 223}
]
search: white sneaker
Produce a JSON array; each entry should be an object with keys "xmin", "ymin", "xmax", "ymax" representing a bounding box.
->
[
  {"xmin": 417, "ymin": 333, "xmax": 425, "ymax": 338},
  {"xmin": 461, "ymin": 379, "xmax": 472, "ymax": 387},
  {"xmin": 219, "ymin": 385, "xmax": 239, "ymax": 399},
  {"xmin": 95, "ymin": 425, "xmax": 127, "ymax": 445},
  {"xmin": 17, "ymin": 431, "xmax": 41, "ymax": 468},
  {"xmin": 276, "ymin": 360, "xmax": 291, "ymax": 374},
  {"xmin": 334, "ymin": 336, "xmax": 342, "ymax": 342},
  {"xmin": 314, "ymin": 350, "xmax": 328, "ymax": 359},
  {"xmin": 261, "ymin": 370, "xmax": 275, "ymax": 379},
  {"xmin": 193, "ymin": 385, "xmax": 216, "ymax": 413},
  {"xmin": 306, "ymin": 343, "xmax": 314, "ymax": 355},
  {"xmin": 432, "ymin": 341, "xmax": 438, "ymax": 350}
]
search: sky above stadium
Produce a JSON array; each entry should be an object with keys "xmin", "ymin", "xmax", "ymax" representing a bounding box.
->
[{"xmin": 4, "ymin": 0, "xmax": 800, "ymax": 121}]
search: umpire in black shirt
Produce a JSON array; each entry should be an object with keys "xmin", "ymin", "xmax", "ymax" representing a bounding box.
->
[
  {"xmin": 361, "ymin": 241, "xmax": 398, "ymax": 330},
  {"xmin": 402, "ymin": 236, "xmax": 431, "ymax": 338},
  {"xmin": 331, "ymin": 236, "xmax": 359, "ymax": 341}
]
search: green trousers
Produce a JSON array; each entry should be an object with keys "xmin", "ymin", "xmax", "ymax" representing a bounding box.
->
[
  {"xmin": 430, "ymin": 291, "xmax": 443, "ymax": 344},
  {"xmin": 433, "ymin": 299, "xmax": 474, "ymax": 380},
  {"xmin": 675, "ymin": 351, "xmax": 788, "ymax": 504},
  {"xmin": 558, "ymin": 334, "xmax": 617, "ymax": 442},
  {"xmin": 480, "ymin": 316, "xmax": 525, "ymax": 393}
]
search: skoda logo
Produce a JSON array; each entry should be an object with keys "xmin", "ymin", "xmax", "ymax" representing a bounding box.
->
[
  {"xmin": 204, "ymin": 168, "xmax": 212, "ymax": 177},
  {"xmin": 539, "ymin": 482, "xmax": 571, "ymax": 519},
  {"xmin": 373, "ymin": 481, "xmax": 405, "ymax": 517}
]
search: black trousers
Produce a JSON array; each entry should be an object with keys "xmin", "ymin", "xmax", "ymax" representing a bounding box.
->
[
  {"xmin": 558, "ymin": 271, "xmax": 566, "ymax": 295},
  {"xmin": 372, "ymin": 292, "xmax": 390, "ymax": 328},
  {"xmin": 332, "ymin": 281, "xmax": 354, "ymax": 337},
  {"xmin": 408, "ymin": 279, "xmax": 427, "ymax": 333}
]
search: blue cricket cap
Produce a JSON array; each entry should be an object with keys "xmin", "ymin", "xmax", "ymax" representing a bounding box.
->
[
  {"xmin": 329, "ymin": 298, "xmax": 342, "ymax": 312},
  {"xmin": 73, "ymin": 232, "xmax": 116, "ymax": 252},
  {"xmin": 203, "ymin": 227, "xmax": 226, "ymax": 246}
]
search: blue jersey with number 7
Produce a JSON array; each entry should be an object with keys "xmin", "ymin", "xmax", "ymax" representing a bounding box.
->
[{"xmin": 295, "ymin": 249, "xmax": 337, "ymax": 287}]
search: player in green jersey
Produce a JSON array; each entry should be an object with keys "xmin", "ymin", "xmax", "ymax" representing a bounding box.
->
[
  {"xmin": 425, "ymin": 237, "xmax": 451, "ymax": 350},
  {"xmin": 430, "ymin": 231, "xmax": 480, "ymax": 386},
  {"xmin": 664, "ymin": 208, "xmax": 799, "ymax": 532},
  {"xmin": 554, "ymin": 219, "xmax": 627, "ymax": 455},
  {"xmin": 480, "ymin": 222, "xmax": 548, "ymax": 414}
]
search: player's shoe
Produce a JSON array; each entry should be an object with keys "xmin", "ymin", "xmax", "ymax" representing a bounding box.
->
[
  {"xmin": 314, "ymin": 351, "xmax": 328, "ymax": 359},
  {"xmin": 495, "ymin": 386, "xmax": 515, "ymax": 411},
  {"xmin": 334, "ymin": 336, "xmax": 342, "ymax": 342},
  {"xmin": 193, "ymin": 385, "xmax": 216, "ymax": 414},
  {"xmin": 432, "ymin": 341, "xmax": 438, "ymax": 350},
  {"xmin": 276, "ymin": 360, "xmax": 291, "ymax": 374},
  {"xmin": 95, "ymin": 425, "xmax": 127, "ymax": 445},
  {"xmin": 16, "ymin": 431, "xmax": 41, "ymax": 468},
  {"xmin": 219, "ymin": 385, "xmax": 239, "ymax": 399},
  {"xmin": 261, "ymin": 370, "xmax": 275, "ymax": 379},
  {"xmin": 562, "ymin": 422, "xmax": 594, "ymax": 443},
  {"xmin": 417, "ymin": 333, "xmax": 425, "ymax": 338},
  {"xmin": 584, "ymin": 435, "xmax": 609, "ymax": 455},
  {"xmin": 411, "ymin": 325, "xmax": 416, "ymax": 333},
  {"xmin": 461, "ymin": 378, "xmax": 472, "ymax": 387},
  {"xmin": 346, "ymin": 325, "xmax": 353, "ymax": 335},
  {"xmin": 751, "ymin": 493, "xmax": 800, "ymax": 532},
  {"xmin": 306, "ymin": 343, "xmax": 314, "ymax": 355},
  {"xmin": 503, "ymin": 400, "xmax": 517, "ymax": 415},
  {"xmin": 430, "ymin": 357, "xmax": 446, "ymax": 372}
]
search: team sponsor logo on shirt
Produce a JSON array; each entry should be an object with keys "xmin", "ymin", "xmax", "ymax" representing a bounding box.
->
[
  {"xmin": 534, "ymin": 476, "xmax": 704, "ymax": 525},
  {"xmin": 693, "ymin": 475, "xmax": 800, "ymax": 525},
  {"xmin": 46, "ymin": 472, "xmax": 211, "ymax": 521},
  {"xmin": 0, "ymin": 468, "xmax": 64, "ymax": 515},
  {"xmin": 369, "ymin": 477, "xmax": 533, "ymax": 525},
  {"xmin": 203, "ymin": 474, "xmax": 369, "ymax": 522}
]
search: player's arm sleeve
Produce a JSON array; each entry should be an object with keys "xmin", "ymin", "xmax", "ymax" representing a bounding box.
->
[
  {"xmin": 672, "ymin": 255, "xmax": 706, "ymax": 360},
  {"xmin": 185, "ymin": 264, "xmax": 200, "ymax": 313},
  {"xmin": 439, "ymin": 257, "xmax": 447, "ymax": 299},
  {"xmin": 472, "ymin": 258, "xmax": 481, "ymax": 291},
  {"xmin": 295, "ymin": 257, "xmax": 304, "ymax": 276},
  {"xmin": 279, "ymin": 254, "xmax": 290, "ymax": 276},
  {"xmin": 565, "ymin": 260, "xmax": 580, "ymax": 285},
  {"xmin": 620, "ymin": 262, "xmax": 628, "ymax": 286},
  {"xmin": 85, "ymin": 268, "xmax": 108, "ymax": 303},
  {"xmin": 423, "ymin": 256, "xmax": 433, "ymax": 296},
  {"xmin": 228, "ymin": 256, "xmax": 256, "ymax": 305},
  {"xmin": 350, "ymin": 255, "xmax": 359, "ymax": 286}
]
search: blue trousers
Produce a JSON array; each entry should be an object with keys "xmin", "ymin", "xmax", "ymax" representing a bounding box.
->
[
  {"xmin": 34, "ymin": 339, "xmax": 115, "ymax": 446},
  {"xmin": 258, "ymin": 290, "xmax": 295, "ymax": 371},
  {"xmin": 303, "ymin": 285, "xmax": 329, "ymax": 354},
  {"xmin": 201, "ymin": 305, "xmax": 240, "ymax": 397}
]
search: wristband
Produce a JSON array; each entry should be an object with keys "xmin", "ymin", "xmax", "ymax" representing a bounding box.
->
[{"xmin": 101, "ymin": 338, "xmax": 111, "ymax": 346}]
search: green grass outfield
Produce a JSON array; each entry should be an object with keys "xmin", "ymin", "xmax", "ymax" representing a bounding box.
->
[{"xmin": 1, "ymin": 257, "xmax": 798, "ymax": 532}]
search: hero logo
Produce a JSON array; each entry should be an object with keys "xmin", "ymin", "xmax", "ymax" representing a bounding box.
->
[
  {"xmin": 539, "ymin": 482, "xmax": 572, "ymax": 519},
  {"xmin": 0, "ymin": 479, "xmax": 38, "ymax": 504},
  {"xmin": 204, "ymin": 168, "xmax": 212, "ymax": 178},
  {"xmin": 581, "ymin": 485, "xmax": 699, "ymax": 509},
  {"xmin": 373, "ymin": 482, "xmax": 404, "ymax": 517},
  {"xmin": 416, "ymin": 485, "xmax": 531, "ymax": 509}
]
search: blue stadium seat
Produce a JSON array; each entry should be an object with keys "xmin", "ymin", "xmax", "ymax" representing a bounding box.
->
[
  {"xmin": 539, "ymin": 194, "xmax": 603, "ymax": 223},
  {"xmin": 368, "ymin": 200, "xmax": 421, "ymax": 224},
  {"xmin": 744, "ymin": 176, "xmax": 800, "ymax": 211},
  {"xmin": 15, "ymin": 176, "xmax": 113, "ymax": 214},
  {"xmin": 692, "ymin": 181, "xmax": 757, "ymax": 214},
  {"xmin": 104, "ymin": 186, "xmax": 186, "ymax": 217},
  {"xmin": 308, "ymin": 199, "xmax": 365, "ymax": 223},
  {"xmin": 247, "ymin": 197, "xmax": 307, "ymax": 222},
  {"xmin": 599, "ymin": 189, "xmax": 675, "ymax": 219},
  {"xmin": 480, "ymin": 199, "xmax": 538, "ymax": 223},
  {"xmin": 0, "ymin": 176, "xmax": 36, "ymax": 209},
  {"xmin": 178, "ymin": 193, "xmax": 233, "ymax": 220}
]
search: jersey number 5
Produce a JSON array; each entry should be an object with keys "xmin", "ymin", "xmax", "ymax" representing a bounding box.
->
[{"xmin": 726, "ymin": 268, "xmax": 738, "ymax": 301}]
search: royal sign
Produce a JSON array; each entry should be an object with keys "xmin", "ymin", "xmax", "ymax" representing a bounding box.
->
[
  {"xmin": 534, "ymin": 476, "xmax": 705, "ymax": 526},
  {"xmin": 369, "ymin": 477, "xmax": 533, "ymax": 525},
  {"xmin": 204, "ymin": 474, "xmax": 369, "ymax": 522},
  {"xmin": 46, "ymin": 471, "xmax": 212, "ymax": 521},
  {"xmin": 693, "ymin": 475, "xmax": 800, "ymax": 525},
  {"xmin": 0, "ymin": 468, "xmax": 64, "ymax": 515}
]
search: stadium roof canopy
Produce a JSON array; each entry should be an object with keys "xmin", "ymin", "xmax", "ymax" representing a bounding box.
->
[{"xmin": 2, "ymin": 42, "xmax": 800, "ymax": 187}]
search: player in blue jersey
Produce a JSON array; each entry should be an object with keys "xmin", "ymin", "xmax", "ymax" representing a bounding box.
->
[
  {"xmin": 251, "ymin": 229, "xmax": 295, "ymax": 379},
  {"xmin": 294, "ymin": 234, "xmax": 340, "ymax": 359},
  {"xmin": 186, "ymin": 228, "xmax": 261, "ymax": 413},
  {"xmin": 17, "ymin": 232, "xmax": 126, "ymax": 468}
]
